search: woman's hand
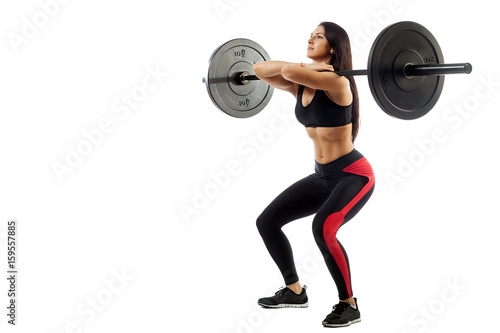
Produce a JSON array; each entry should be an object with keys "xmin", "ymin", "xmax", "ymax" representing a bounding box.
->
[{"xmin": 303, "ymin": 63, "xmax": 334, "ymax": 72}]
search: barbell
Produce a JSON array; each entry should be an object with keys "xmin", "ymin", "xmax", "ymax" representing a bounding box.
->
[{"xmin": 202, "ymin": 21, "xmax": 472, "ymax": 120}]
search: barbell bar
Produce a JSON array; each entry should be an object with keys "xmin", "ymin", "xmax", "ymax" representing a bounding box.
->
[
  {"xmin": 229, "ymin": 62, "xmax": 472, "ymax": 113},
  {"xmin": 236, "ymin": 63, "xmax": 471, "ymax": 83},
  {"xmin": 203, "ymin": 21, "xmax": 472, "ymax": 120}
]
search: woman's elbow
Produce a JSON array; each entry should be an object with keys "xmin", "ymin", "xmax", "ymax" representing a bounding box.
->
[{"xmin": 280, "ymin": 65, "xmax": 295, "ymax": 81}]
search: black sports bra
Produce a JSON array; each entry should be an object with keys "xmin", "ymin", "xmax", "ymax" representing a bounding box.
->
[{"xmin": 295, "ymin": 85, "xmax": 352, "ymax": 127}]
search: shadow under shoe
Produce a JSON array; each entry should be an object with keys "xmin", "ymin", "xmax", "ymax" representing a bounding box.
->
[{"xmin": 258, "ymin": 285, "xmax": 309, "ymax": 308}]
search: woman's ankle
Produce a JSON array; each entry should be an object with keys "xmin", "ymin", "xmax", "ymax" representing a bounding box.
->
[
  {"xmin": 286, "ymin": 282, "xmax": 303, "ymax": 294},
  {"xmin": 340, "ymin": 297, "xmax": 356, "ymax": 308}
]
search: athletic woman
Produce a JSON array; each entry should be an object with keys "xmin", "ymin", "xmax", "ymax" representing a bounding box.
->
[{"xmin": 254, "ymin": 22, "xmax": 375, "ymax": 328}]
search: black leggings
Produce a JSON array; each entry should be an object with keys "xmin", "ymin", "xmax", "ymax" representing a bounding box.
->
[{"xmin": 256, "ymin": 149, "xmax": 375, "ymax": 300}]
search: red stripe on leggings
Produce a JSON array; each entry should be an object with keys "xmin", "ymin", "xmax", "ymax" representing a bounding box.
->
[
  {"xmin": 323, "ymin": 157, "xmax": 375, "ymax": 298},
  {"xmin": 340, "ymin": 157, "xmax": 375, "ymax": 215},
  {"xmin": 323, "ymin": 212, "xmax": 351, "ymax": 297}
]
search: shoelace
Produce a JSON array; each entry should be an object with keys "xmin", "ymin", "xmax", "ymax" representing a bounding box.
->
[
  {"xmin": 331, "ymin": 302, "xmax": 349, "ymax": 315},
  {"xmin": 274, "ymin": 286, "xmax": 288, "ymax": 296}
]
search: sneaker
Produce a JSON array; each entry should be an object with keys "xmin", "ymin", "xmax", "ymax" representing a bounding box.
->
[
  {"xmin": 258, "ymin": 285, "xmax": 309, "ymax": 308},
  {"xmin": 322, "ymin": 298, "xmax": 361, "ymax": 327}
]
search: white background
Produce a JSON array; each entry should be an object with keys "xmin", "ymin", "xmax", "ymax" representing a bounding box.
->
[{"xmin": 1, "ymin": 0, "xmax": 499, "ymax": 332}]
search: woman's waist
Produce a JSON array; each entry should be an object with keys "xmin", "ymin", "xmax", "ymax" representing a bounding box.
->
[
  {"xmin": 312, "ymin": 136, "xmax": 355, "ymax": 164},
  {"xmin": 314, "ymin": 148, "xmax": 368, "ymax": 177}
]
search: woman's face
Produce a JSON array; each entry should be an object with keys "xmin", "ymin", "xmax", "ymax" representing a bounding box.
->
[{"xmin": 307, "ymin": 25, "xmax": 333, "ymax": 62}]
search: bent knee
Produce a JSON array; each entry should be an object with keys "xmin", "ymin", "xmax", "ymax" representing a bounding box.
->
[
  {"xmin": 312, "ymin": 212, "xmax": 344, "ymax": 240},
  {"xmin": 256, "ymin": 212, "xmax": 271, "ymax": 233},
  {"xmin": 256, "ymin": 211, "xmax": 284, "ymax": 235}
]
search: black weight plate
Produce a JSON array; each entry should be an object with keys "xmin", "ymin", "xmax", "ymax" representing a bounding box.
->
[
  {"xmin": 367, "ymin": 21, "xmax": 445, "ymax": 120},
  {"xmin": 205, "ymin": 39, "xmax": 274, "ymax": 118}
]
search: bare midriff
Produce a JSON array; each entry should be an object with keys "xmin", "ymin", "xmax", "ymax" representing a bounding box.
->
[{"xmin": 305, "ymin": 124, "xmax": 354, "ymax": 164}]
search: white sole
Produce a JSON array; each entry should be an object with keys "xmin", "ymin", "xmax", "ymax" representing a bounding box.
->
[
  {"xmin": 258, "ymin": 302, "xmax": 309, "ymax": 308},
  {"xmin": 323, "ymin": 318, "xmax": 361, "ymax": 327}
]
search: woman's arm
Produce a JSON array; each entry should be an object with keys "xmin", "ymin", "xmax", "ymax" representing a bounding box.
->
[
  {"xmin": 254, "ymin": 61, "xmax": 350, "ymax": 98},
  {"xmin": 253, "ymin": 61, "xmax": 298, "ymax": 95},
  {"xmin": 281, "ymin": 63, "xmax": 349, "ymax": 97}
]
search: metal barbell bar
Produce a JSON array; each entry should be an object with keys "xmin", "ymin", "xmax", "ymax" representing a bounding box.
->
[{"xmin": 235, "ymin": 62, "xmax": 472, "ymax": 85}]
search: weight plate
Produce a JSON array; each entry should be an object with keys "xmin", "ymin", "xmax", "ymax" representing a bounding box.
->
[
  {"xmin": 204, "ymin": 38, "xmax": 274, "ymax": 118},
  {"xmin": 367, "ymin": 21, "xmax": 445, "ymax": 120}
]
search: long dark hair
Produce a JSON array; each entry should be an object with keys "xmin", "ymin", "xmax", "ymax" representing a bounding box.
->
[{"xmin": 319, "ymin": 22, "xmax": 359, "ymax": 142}]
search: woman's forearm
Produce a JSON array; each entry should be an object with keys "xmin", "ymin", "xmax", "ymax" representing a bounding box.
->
[{"xmin": 253, "ymin": 61, "xmax": 300, "ymax": 78}]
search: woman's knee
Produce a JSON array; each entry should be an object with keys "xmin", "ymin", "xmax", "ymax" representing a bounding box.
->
[
  {"xmin": 256, "ymin": 211, "xmax": 273, "ymax": 234},
  {"xmin": 311, "ymin": 213, "xmax": 327, "ymax": 241},
  {"xmin": 256, "ymin": 210, "xmax": 285, "ymax": 237},
  {"xmin": 256, "ymin": 213, "xmax": 266, "ymax": 232},
  {"xmin": 312, "ymin": 212, "xmax": 342, "ymax": 243}
]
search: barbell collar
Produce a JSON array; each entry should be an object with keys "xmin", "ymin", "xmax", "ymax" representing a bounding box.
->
[{"xmin": 238, "ymin": 73, "xmax": 258, "ymax": 83}]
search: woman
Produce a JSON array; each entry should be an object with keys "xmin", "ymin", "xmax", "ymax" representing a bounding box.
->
[{"xmin": 254, "ymin": 22, "xmax": 375, "ymax": 328}]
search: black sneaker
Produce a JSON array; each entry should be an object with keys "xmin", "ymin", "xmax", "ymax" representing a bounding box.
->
[
  {"xmin": 258, "ymin": 285, "xmax": 309, "ymax": 308},
  {"xmin": 322, "ymin": 298, "xmax": 361, "ymax": 327}
]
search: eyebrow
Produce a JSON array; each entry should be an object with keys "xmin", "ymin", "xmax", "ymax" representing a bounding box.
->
[{"xmin": 311, "ymin": 32, "xmax": 325, "ymax": 36}]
